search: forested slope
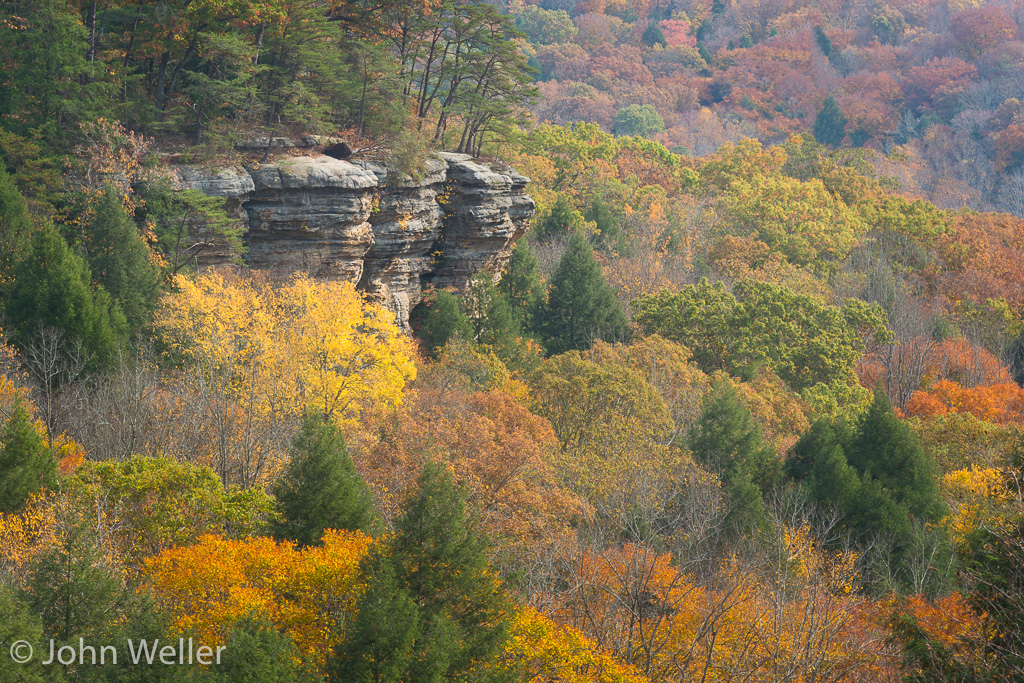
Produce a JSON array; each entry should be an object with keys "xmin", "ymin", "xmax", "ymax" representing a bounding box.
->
[{"xmin": 2, "ymin": 1, "xmax": 1024, "ymax": 682}]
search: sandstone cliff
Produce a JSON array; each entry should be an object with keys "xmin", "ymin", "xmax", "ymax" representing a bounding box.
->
[{"xmin": 174, "ymin": 153, "xmax": 535, "ymax": 329}]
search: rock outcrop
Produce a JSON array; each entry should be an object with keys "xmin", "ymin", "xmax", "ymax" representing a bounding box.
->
[{"xmin": 174, "ymin": 153, "xmax": 535, "ymax": 329}]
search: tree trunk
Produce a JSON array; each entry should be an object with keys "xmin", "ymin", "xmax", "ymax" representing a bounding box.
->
[
  {"xmin": 123, "ymin": 7, "xmax": 142, "ymax": 68},
  {"xmin": 155, "ymin": 51, "xmax": 170, "ymax": 109},
  {"xmin": 86, "ymin": 2, "xmax": 97, "ymax": 67},
  {"xmin": 163, "ymin": 34, "xmax": 199, "ymax": 113}
]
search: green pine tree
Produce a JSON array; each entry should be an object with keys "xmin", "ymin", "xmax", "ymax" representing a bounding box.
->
[
  {"xmin": 536, "ymin": 194, "xmax": 584, "ymax": 239},
  {"xmin": 962, "ymin": 521, "xmax": 1024, "ymax": 677},
  {"xmin": 139, "ymin": 184, "xmax": 243, "ymax": 277},
  {"xmin": 791, "ymin": 417, "xmax": 913, "ymax": 547},
  {"xmin": 84, "ymin": 591, "xmax": 197, "ymax": 683},
  {"xmin": 642, "ymin": 22, "xmax": 667, "ymax": 47},
  {"xmin": 331, "ymin": 550, "xmax": 420, "ymax": 683},
  {"xmin": 23, "ymin": 519, "xmax": 126, "ymax": 655},
  {"xmin": 688, "ymin": 383, "xmax": 778, "ymax": 536},
  {"xmin": 210, "ymin": 615, "xmax": 315, "ymax": 683},
  {"xmin": 0, "ymin": 399, "xmax": 56, "ymax": 513},
  {"xmin": 698, "ymin": 42, "xmax": 713, "ymax": 66},
  {"xmin": 0, "ymin": 584, "xmax": 46, "ymax": 683},
  {"xmin": 333, "ymin": 463, "xmax": 513, "ymax": 682},
  {"xmin": 271, "ymin": 413, "xmax": 377, "ymax": 546},
  {"xmin": 394, "ymin": 463, "xmax": 513, "ymax": 681},
  {"xmin": 536, "ymin": 231, "xmax": 629, "ymax": 355},
  {"xmin": 1011, "ymin": 326, "xmax": 1024, "ymax": 385},
  {"xmin": 0, "ymin": 165, "xmax": 33, "ymax": 291},
  {"xmin": 788, "ymin": 390, "xmax": 949, "ymax": 590},
  {"xmin": 463, "ymin": 273, "xmax": 522, "ymax": 349},
  {"xmin": 847, "ymin": 388, "xmax": 946, "ymax": 524},
  {"xmin": 86, "ymin": 188, "xmax": 161, "ymax": 334},
  {"xmin": 0, "ymin": 0, "xmax": 100, "ymax": 146},
  {"xmin": 787, "ymin": 419, "xmax": 860, "ymax": 512},
  {"xmin": 414, "ymin": 290, "xmax": 474, "ymax": 358},
  {"xmin": 7, "ymin": 223, "xmax": 126, "ymax": 370},
  {"xmin": 23, "ymin": 520, "xmax": 200, "ymax": 682},
  {"xmin": 813, "ymin": 95, "xmax": 847, "ymax": 147},
  {"xmin": 814, "ymin": 25, "xmax": 833, "ymax": 56},
  {"xmin": 526, "ymin": 54, "xmax": 543, "ymax": 81},
  {"xmin": 498, "ymin": 241, "xmax": 544, "ymax": 330},
  {"xmin": 585, "ymin": 196, "xmax": 623, "ymax": 252}
]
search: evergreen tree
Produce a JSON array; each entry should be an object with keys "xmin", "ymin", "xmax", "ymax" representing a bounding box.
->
[
  {"xmin": 86, "ymin": 188, "xmax": 161, "ymax": 334},
  {"xmin": 333, "ymin": 464, "xmax": 513, "ymax": 682},
  {"xmin": 86, "ymin": 591, "xmax": 196, "ymax": 683},
  {"xmin": 787, "ymin": 419, "xmax": 859, "ymax": 511},
  {"xmin": 23, "ymin": 520, "xmax": 127, "ymax": 661},
  {"xmin": 689, "ymin": 383, "xmax": 778, "ymax": 535},
  {"xmin": 498, "ymin": 241, "xmax": 544, "ymax": 329},
  {"xmin": 0, "ymin": 584, "xmax": 46, "ymax": 683},
  {"xmin": 464, "ymin": 273, "xmax": 522, "ymax": 348},
  {"xmin": 536, "ymin": 194, "xmax": 584, "ymax": 239},
  {"xmin": 813, "ymin": 96, "xmax": 847, "ymax": 147},
  {"xmin": 642, "ymin": 22, "xmax": 667, "ymax": 47},
  {"xmin": 698, "ymin": 42, "xmax": 713, "ymax": 66},
  {"xmin": 847, "ymin": 388, "xmax": 946, "ymax": 523},
  {"xmin": 536, "ymin": 231, "xmax": 629, "ymax": 355},
  {"xmin": 963, "ymin": 522, "xmax": 1024, "ymax": 677},
  {"xmin": 1011, "ymin": 326, "xmax": 1024, "ymax": 385},
  {"xmin": 210, "ymin": 615, "xmax": 314, "ymax": 683},
  {"xmin": 814, "ymin": 25, "xmax": 833, "ymax": 56},
  {"xmin": 139, "ymin": 184, "xmax": 242, "ymax": 277},
  {"xmin": 0, "ymin": 399, "xmax": 56, "ymax": 513},
  {"xmin": 0, "ymin": 165, "xmax": 33, "ymax": 289},
  {"xmin": 6, "ymin": 223, "xmax": 126, "ymax": 370},
  {"xmin": 331, "ymin": 551, "xmax": 420, "ymax": 683},
  {"xmin": 585, "ymin": 196, "xmax": 622, "ymax": 252},
  {"xmin": 271, "ymin": 412, "xmax": 377, "ymax": 545},
  {"xmin": 527, "ymin": 54, "xmax": 544, "ymax": 81},
  {"xmin": 22, "ymin": 519, "xmax": 197, "ymax": 682},
  {"xmin": 392, "ymin": 463, "xmax": 513, "ymax": 681},
  {"xmin": 0, "ymin": 0, "xmax": 99, "ymax": 146},
  {"xmin": 414, "ymin": 290, "xmax": 474, "ymax": 358},
  {"xmin": 787, "ymin": 390, "xmax": 949, "ymax": 588},
  {"xmin": 790, "ymin": 416, "xmax": 915, "ymax": 552}
]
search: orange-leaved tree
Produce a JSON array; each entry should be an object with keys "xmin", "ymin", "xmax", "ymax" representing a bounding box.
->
[
  {"xmin": 356, "ymin": 375, "xmax": 588, "ymax": 572},
  {"xmin": 144, "ymin": 530, "xmax": 371, "ymax": 673},
  {"xmin": 905, "ymin": 380, "xmax": 1024, "ymax": 425}
]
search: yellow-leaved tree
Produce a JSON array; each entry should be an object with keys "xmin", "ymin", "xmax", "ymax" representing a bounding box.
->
[{"xmin": 155, "ymin": 271, "xmax": 416, "ymax": 428}]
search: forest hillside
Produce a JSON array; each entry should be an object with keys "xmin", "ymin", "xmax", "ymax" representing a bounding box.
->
[{"xmin": 2, "ymin": 1, "xmax": 1024, "ymax": 681}]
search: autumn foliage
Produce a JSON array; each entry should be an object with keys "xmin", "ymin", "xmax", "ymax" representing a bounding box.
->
[
  {"xmin": 155, "ymin": 271, "xmax": 417, "ymax": 427},
  {"xmin": 5, "ymin": 0, "xmax": 1024, "ymax": 679}
]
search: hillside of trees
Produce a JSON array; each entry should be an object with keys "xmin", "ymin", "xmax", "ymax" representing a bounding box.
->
[
  {"xmin": 3, "ymin": 0, "xmax": 1024, "ymax": 682},
  {"xmin": 512, "ymin": 0, "xmax": 1024, "ymax": 215}
]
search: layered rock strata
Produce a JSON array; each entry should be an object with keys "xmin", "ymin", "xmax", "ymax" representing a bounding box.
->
[{"xmin": 174, "ymin": 153, "xmax": 535, "ymax": 329}]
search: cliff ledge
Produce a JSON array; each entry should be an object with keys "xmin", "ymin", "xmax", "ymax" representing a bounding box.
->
[{"xmin": 174, "ymin": 152, "xmax": 535, "ymax": 329}]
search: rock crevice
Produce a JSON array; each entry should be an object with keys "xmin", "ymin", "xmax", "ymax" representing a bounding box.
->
[{"xmin": 175, "ymin": 153, "xmax": 535, "ymax": 329}]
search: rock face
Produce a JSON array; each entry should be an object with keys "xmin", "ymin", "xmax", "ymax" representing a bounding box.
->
[
  {"xmin": 246, "ymin": 156, "xmax": 378, "ymax": 282},
  {"xmin": 174, "ymin": 153, "xmax": 535, "ymax": 329}
]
